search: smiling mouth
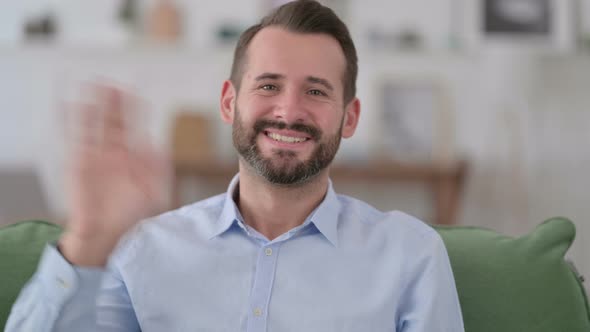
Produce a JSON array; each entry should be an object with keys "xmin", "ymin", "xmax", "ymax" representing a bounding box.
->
[{"xmin": 265, "ymin": 131, "xmax": 309, "ymax": 143}]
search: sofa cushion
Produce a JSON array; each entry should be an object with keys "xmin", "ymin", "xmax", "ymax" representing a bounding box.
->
[
  {"xmin": 0, "ymin": 220, "xmax": 62, "ymax": 329},
  {"xmin": 434, "ymin": 217, "xmax": 590, "ymax": 332}
]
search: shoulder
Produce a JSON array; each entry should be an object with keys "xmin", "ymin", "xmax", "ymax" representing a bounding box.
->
[
  {"xmin": 141, "ymin": 193, "xmax": 226, "ymax": 233},
  {"xmin": 111, "ymin": 193, "xmax": 227, "ymax": 262},
  {"xmin": 337, "ymin": 194, "xmax": 442, "ymax": 244}
]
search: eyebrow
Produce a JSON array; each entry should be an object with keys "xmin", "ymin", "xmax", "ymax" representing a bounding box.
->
[
  {"xmin": 254, "ymin": 73, "xmax": 334, "ymax": 92},
  {"xmin": 254, "ymin": 73, "xmax": 285, "ymax": 81},
  {"xmin": 306, "ymin": 76, "xmax": 334, "ymax": 92}
]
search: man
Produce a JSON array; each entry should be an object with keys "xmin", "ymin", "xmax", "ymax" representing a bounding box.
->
[{"xmin": 6, "ymin": 1, "xmax": 464, "ymax": 331}]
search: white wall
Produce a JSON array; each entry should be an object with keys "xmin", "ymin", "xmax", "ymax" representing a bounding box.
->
[{"xmin": 0, "ymin": 0, "xmax": 589, "ymax": 280}]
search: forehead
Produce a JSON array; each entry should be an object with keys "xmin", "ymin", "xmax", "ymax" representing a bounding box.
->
[{"xmin": 243, "ymin": 27, "xmax": 346, "ymax": 87}]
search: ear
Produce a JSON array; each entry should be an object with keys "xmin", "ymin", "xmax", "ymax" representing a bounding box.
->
[
  {"xmin": 220, "ymin": 80, "xmax": 236, "ymax": 124},
  {"xmin": 341, "ymin": 97, "xmax": 360, "ymax": 138}
]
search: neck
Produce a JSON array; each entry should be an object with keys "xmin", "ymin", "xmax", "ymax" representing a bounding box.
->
[{"xmin": 236, "ymin": 160, "xmax": 330, "ymax": 241}]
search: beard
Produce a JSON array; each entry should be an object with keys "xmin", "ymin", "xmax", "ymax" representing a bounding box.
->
[{"xmin": 232, "ymin": 107, "xmax": 343, "ymax": 186}]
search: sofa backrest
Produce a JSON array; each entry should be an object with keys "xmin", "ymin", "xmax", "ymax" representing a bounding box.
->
[
  {"xmin": 434, "ymin": 217, "xmax": 590, "ymax": 332},
  {"xmin": 1, "ymin": 218, "xmax": 589, "ymax": 331}
]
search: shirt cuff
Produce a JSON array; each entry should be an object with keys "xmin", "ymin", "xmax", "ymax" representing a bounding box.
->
[{"xmin": 36, "ymin": 244, "xmax": 106, "ymax": 308}]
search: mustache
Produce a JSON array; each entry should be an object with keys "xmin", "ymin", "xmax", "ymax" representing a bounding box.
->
[{"xmin": 253, "ymin": 120, "xmax": 321, "ymax": 140}]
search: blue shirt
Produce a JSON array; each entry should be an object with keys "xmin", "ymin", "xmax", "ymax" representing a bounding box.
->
[{"xmin": 6, "ymin": 176, "xmax": 464, "ymax": 331}]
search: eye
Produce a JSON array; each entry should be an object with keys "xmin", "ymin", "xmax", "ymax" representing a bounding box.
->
[
  {"xmin": 260, "ymin": 84, "xmax": 278, "ymax": 91},
  {"xmin": 308, "ymin": 89, "xmax": 326, "ymax": 96}
]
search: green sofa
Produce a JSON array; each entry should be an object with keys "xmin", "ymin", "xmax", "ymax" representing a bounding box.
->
[{"xmin": 1, "ymin": 218, "xmax": 589, "ymax": 331}]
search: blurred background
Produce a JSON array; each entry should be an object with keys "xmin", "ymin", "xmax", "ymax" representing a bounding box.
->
[{"xmin": 0, "ymin": 0, "xmax": 589, "ymax": 280}]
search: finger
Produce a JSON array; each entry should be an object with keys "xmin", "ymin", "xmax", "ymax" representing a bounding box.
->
[
  {"xmin": 131, "ymin": 144, "xmax": 173, "ymax": 210},
  {"xmin": 62, "ymin": 102, "xmax": 102, "ymax": 149},
  {"xmin": 83, "ymin": 102, "xmax": 104, "ymax": 145},
  {"xmin": 62, "ymin": 102, "xmax": 103, "ymax": 174},
  {"xmin": 126, "ymin": 96, "xmax": 150, "ymax": 148},
  {"xmin": 101, "ymin": 86, "xmax": 127, "ymax": 147},
  {"xmin": 91, "ymin": 83, "xmax": 136, "ymax": 151}
]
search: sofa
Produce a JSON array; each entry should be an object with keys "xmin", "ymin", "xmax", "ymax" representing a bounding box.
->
[{"xmin": 1, "ymin": 218, "xmax": 589, "ymax": 331}]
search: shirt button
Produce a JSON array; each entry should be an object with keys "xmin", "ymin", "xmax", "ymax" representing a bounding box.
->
[
  {"xmin": 265, "ymin": 248, "xmax": 273, "ymax": 256},
  {"xmin": 253, "ymin": 307, "xmax": 263, "ymax": 316},
  {"xmin": 56, "ymin": 277, "xmax": 69, "ymax": 289}
]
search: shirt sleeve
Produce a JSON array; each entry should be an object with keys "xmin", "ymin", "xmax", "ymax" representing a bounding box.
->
[
  {"xmin": 397, "ymin": 234, "xmax": 465, "ymax": 332},
  {"xmin": 5, "ymin": 244, "xmax": 140, "ymax": 332}
]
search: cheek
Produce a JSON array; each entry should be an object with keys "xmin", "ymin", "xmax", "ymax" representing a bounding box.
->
[
  {"xmin": 316, "ymin": 108, "xmax": 344, "ymax": 132},
  {"xmin": 239, "ymin": 98, "xmax": 275, "ymax": 123}
]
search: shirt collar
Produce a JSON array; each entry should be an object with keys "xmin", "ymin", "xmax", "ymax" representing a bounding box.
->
[
  {"xmin": 208, "ymin": 174, "xmax": 243, "ymax": 240},
  {"xmin": 209, "ymin": 174, "xmax": 341, "ymax": 246},
  {"xmin": 307, "ymin": 180, "xmax": 340, "ymax": 246}
]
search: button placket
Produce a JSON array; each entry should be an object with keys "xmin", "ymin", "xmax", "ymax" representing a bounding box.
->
[{"xmin": 247, "ymin": 244, "xmax": 281, "ymax": 332}]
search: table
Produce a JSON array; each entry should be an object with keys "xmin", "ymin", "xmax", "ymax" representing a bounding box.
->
[{"xmin": 173, "ymin": 160, "xmax": 468, "ymax": 225}]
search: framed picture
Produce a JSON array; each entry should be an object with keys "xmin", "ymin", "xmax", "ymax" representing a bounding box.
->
[
  {"xmin": 471, "ymin": 0, "xmax": 575, "ymax": 51},
  {"xmin": 376, "ymin": 78, "xmax": 454, "ymax": 165},
  {"xmin": 484, "ymin": 0, "xmax": 552, "ymax": 36}
]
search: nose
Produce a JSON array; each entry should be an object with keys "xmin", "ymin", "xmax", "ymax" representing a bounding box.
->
[{"xmin": 272, "ymin": 89, "xmax": 308, "ymax": 124}]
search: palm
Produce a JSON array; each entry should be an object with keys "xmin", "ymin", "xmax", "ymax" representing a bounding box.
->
[{"xmin": 66, "ymin": 86, "xmax": 170, "ymax": 240}]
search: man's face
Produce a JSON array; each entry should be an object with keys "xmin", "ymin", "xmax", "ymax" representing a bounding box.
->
[
  {"xmin": 224, "ymin": 27, "xmax": 358, "ymax": 185},
  {"xmin": 232, "ymin": 105, "xmax": 342, "ymax": 185}
]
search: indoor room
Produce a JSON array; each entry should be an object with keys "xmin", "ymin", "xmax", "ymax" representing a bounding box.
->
[{"xmin": 1, "ymin": 0, "xmax": 589, "ymax": 331}]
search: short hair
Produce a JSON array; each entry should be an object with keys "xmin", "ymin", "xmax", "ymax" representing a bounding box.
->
[{"xmin": 229, "ymin": 0, "xmax": 358, "ymax": 103}]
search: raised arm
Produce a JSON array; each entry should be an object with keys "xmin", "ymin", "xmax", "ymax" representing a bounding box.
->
[{"xmin": 6, "ymin": 85, "xmax": 170, "ymax": 331}]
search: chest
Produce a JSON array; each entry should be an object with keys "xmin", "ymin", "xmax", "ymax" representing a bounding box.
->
[{"xmin": 122, "ymin": 235, "xmax": 403, "ymax": 331}]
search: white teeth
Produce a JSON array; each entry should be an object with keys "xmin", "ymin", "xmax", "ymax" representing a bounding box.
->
[{"xmin": 267, "ymin": 132, "xmax": 308, "ymax": 143}]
